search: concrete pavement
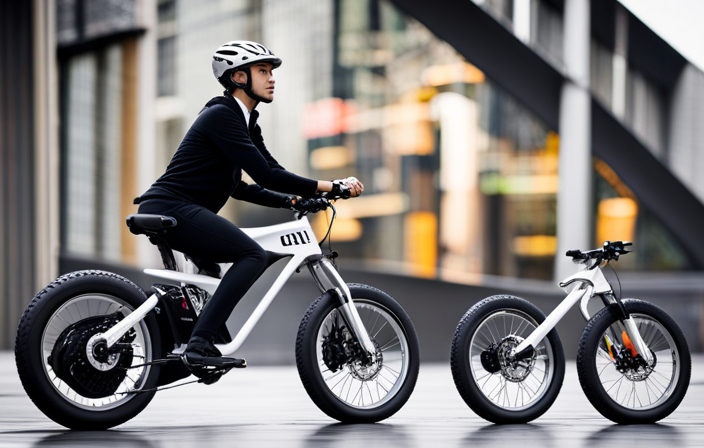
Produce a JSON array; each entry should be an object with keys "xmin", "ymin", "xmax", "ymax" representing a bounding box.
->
[{"xmin": 1, "ymin": 351, "xmax": 703, "ymax": 447}]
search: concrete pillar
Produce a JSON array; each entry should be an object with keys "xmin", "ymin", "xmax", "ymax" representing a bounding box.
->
[
  {"xmin": 611, "ymin": 4, "xmax": 628, "ymax": 119},
  {"xmin": 554, "ymin": 0, "xmax": 592, "ymax": 282},
  {"xmin": 33, "ymin": 0, "xmax": 60, "ymax": 287},
  {"xmin": 135, "ymin": 0, "xmax": 161, "ymax": 268}
]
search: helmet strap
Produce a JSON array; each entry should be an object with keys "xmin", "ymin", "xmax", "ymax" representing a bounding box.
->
[{"xmin": 231, "ymin": 67, "xmax": 272, "ymax": 105}]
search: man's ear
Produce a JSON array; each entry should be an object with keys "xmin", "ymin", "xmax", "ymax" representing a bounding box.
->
[{"xmin": 231, "ymin": 70, "xmax": 247, "ymax": 84}]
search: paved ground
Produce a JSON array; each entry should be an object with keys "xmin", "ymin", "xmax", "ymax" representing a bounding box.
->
[{"xmin": 1, "ymin": 351, "xmax": 703, "ymax": 448}]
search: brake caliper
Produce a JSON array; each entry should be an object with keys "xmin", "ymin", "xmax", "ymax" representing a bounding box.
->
[{"xmin": 321, "ymin": 320, "xmax": 350, "ymax": 373}]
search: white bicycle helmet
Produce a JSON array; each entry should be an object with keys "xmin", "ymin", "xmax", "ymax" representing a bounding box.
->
[{"xmin": 212, "ymin": 40, "xmax": 282, "ymax": 103}]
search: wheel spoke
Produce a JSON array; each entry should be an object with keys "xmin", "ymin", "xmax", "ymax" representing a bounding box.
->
[
  {"xmin": 466, "ymin": 309, "xmax": 552, "ymax": 411},
  {"xmin": 39, "ymin": 293, "xmax": 151, "ymax": 410},
  {"xmin": 380, "ymin": 337, "xmax": 400, "ymax": 352},
  {"xmin": 314, "ymin": 299, "xmax": 410, "ymax": 410}
]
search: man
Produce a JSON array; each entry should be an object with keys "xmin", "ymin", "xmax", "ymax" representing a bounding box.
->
[{"xmin": 135, "ymin": 41, "xmax": 363, "ymax": 370}]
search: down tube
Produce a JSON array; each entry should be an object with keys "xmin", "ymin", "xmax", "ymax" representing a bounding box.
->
[
  {"xmin": 216, "ymin": 256, "xmax": 302, "ymax": 356},
  {"xmin": 513, "ymin": 287, "xmax": 591, "ymax": 354}
]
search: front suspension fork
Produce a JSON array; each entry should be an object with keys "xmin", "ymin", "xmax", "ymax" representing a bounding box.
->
[
  {"xmin": 595, "ymin": 294, "xmax": 652, "ymax": 363},
  {"xmin": 308, "ymin": 257, "xmax": 377, "ymax": 358}
]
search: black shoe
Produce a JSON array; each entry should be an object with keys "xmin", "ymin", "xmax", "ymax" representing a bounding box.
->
[{"xmin": 181, "ymin": 336, "xmax": 247, "ymax": 370}]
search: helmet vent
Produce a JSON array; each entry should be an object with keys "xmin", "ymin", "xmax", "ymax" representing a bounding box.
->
[
  {"xmin": 213, "ymin": 56, "xmax": 233, "ymax": 65},
  {"xmin": 216, "ymin": 50, "xmax": 238, "ymax": 56},
  {"xmin": 242, "ymin": 56, "xmax": 249, "ymax": 60}
]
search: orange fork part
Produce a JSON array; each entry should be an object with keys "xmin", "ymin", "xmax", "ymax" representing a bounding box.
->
[{"xmin": 622, "ymin": 331, "xmax": 639, "ymax": 357}]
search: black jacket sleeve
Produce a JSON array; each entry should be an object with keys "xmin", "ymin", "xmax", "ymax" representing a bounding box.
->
[
  {"xmin": 230, "ymin": 181, "xmax": 291, "ymax": 208},
  {"xmin": 200, "ymin": 106, "xmax": 318, "ymax": 198}
]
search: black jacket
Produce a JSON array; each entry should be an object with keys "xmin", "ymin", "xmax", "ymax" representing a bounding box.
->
[{"xmin": 137, "ymin": 95, "xmax": 318, "ymax": 213}]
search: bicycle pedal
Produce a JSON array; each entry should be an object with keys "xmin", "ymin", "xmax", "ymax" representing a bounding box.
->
[{"xmin": 181, "ymin": 353, "xmax": 247, "ymax": 370}]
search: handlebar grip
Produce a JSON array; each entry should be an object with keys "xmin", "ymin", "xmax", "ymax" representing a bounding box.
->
[{"xmin": 565, "ymin": 250, "xmax": 582, "ymax": 258}]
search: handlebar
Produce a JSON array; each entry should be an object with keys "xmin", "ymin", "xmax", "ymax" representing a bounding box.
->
[
  {"xmin": 565, "ymin": 241, "xmax": 632, "ymax": 267},
  {"xmin": 289, "ymin": 191, "xmax": 350, "ymax": 219}
]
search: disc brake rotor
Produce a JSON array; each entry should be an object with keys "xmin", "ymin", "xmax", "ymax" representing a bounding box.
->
[
  {"xmin": 496, "ymin": 336, "xmax": 535, "ymax": 382},
  {"xmin": 348, "ymin": 341, "xmax": 383, "ymax": 381},
  {"xmin": 48, "ymin": 311, "xmax": 136, "ymax": 399}
]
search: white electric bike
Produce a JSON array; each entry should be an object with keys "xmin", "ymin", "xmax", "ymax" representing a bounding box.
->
[
  {"xmin": 15, "ymin": 196, "xmax": 420, "ymax": 429},
  {"xmin": 450, "ymin": 241, "xmax": 691, "ymax": 424}
]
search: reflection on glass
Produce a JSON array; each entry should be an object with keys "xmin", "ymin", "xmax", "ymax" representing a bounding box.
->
[
  {"xmin": 305, "ymin": 0, "xmax": 560, "ymax": 280},
  {"xmin": 593, "ymin": 159, "xmax": 693, "ymax": 271}
]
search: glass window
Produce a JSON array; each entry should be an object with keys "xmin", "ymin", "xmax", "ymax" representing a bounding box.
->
[
  {"xmin": 62, "ymin": 43, "xmax": 125, "ymax": 261},
  {"xmin": 625, "ymin": 69, "xmax": 666, "ymax": 158},
  {"xmin": 532, "ymin": 0, "xmax": 563, "ymax": 67},
  {"xmin": 158, "ymin": 0, "xmax": 176, "ymax": 23},
  {"xmin": 593, "ymin": 159, "xmax": 693, "ymax": 271},
  {"xmin": 590, "ymin": 38, "xmax": 613, "ymax": 109},
  {"xmin": 306, "ymin": 0, "xmax": 558, "ymax": 280},
  {"xmin": 157, "ymin": 36, "xmax": 177, "ymax": 97},
  {"xmin": 65, "ymin": 53, "xmax": 98, "ymax": 256}
]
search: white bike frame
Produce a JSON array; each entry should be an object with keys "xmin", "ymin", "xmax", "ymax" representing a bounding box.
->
[
  {"xmin": 511, "ymin": 262, "xmax": 652, "ymax": 363},
  {"xmin": 98, "ymin": 215, "xmax": 377, "ymax": 357}
]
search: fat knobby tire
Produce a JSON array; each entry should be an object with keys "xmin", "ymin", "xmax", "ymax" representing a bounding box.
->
[
  {"xmin": 295, "ymin": 283, "xmax": 419, "ymax": 423},
  {"xmin": 15, "ymin": 270, "xmax": 162, "ymax": 429},
  {"xmin": 450, "ymin": 295, "xmax": 565, "ymax": 424},
  {"xmin": 576, "ymin": 299, "xmax": 691, "ymax": 424}
]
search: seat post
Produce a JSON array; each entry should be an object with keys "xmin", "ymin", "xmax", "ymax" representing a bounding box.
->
[
  {"xmin": 148, "ymin": 233, "xmax": 179, "ymax": 271},
  {"xmin": 125, "ymin": 214, "xmax": 179, "ymax": 271}
]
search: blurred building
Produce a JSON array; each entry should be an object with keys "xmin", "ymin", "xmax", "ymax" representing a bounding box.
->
[{"xmin": 2, "ymin": 0, "xmax": 704, "ymax": 352}]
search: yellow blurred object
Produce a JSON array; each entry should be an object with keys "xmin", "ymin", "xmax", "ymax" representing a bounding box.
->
[
  {"xmin": 545, "ymin": 131, "xmax": 560, "ymax": 155},
  {"xmin": 333, "ymin": 193, "xmax": 408, "ymax": 219},
  {"xmin": 311, "ymin": 213, "xmax": 362, "ymax": 242},
  {"xmin": 405, "ymin": 212, "xmax": 437, "ymax": 278},
  {"xmin": 422, "ymin": 62, "xmax": 485, "ymax": 86},
  {"xmin": 309, "ymin": 146, "xmax": 354, "ymax": 170},
  {"xmin": 594, "ymin": 158, "xmax": 637, "ymax": 200},
  {"xmin": 513, "ymin": 235, "xmax": 557, "ymax": 256},
  {"xmin": 596, "ymin": 198, "xmax": 638, "ymax": 245},
  {"xmin": 386, "ymin": 102, "xmax": 434, "ymax": 155},
  {"xmin": 604, "ymin": 334, "xmax": 616, "ymax": 362}
]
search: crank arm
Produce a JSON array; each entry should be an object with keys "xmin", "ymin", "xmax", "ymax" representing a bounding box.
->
[{"xmin": 127, "ymin": 354, "xmax": 182, "ymax": 370}]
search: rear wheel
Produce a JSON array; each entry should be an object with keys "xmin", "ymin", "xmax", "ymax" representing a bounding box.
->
[
  {"xmin": 576, "ymin": 299, "xmax": 691, "ymax": 423},
  {"xmin": 15, "ymin": 271, "xmax": 161, "ymax": 429},
  {"xmin": 296, "ymin": 284, "xmax": 419, "ymax": 422}
]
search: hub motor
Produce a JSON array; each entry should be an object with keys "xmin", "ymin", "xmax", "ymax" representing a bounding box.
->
[
  {"xmin": 48, "ymin": 312, "xmax": 136, "ymax": 399},
  {"xmin": 481, "ymin": 336, "xmax": 536, "ymax": 382}
]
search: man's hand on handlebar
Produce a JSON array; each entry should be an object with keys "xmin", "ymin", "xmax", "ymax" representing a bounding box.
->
[{"xmin": 330, "ymin": 177, "xmax": 363, "ymax": 199}]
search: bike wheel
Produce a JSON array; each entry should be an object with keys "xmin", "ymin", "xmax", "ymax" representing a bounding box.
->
[
  {"xmin": 296, "ymin": 284, "xmax": 419, "ymax": 423},
  {"xmin": 451, "ymin": 295, "xmax": 565, "ymax": 424},
  {"xmin": 15, "ymin": 271, "xmax": 162, "ymax": 430},
  {"xmin": 576, "ymin": 299, "xmax": 691, "ymax": 424}
]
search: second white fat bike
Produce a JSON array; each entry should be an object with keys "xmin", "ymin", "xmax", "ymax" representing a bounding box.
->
[
  {"xmin": 450, "ymin": 241, "xmax": 691, "ymax": 424},
  {"xmin": 15, "ymin": 199, "xmax": 420, "ymax": 429}
]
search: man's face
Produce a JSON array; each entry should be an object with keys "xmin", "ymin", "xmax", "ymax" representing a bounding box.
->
[{"xmin": 249, "ymin": 62, "xmax": 275, "ymax": 101}]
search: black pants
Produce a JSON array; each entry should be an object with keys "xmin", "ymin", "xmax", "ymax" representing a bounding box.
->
[{"xmin": 138, "ymin": 199, "xmax": 268, "ymax": 341}]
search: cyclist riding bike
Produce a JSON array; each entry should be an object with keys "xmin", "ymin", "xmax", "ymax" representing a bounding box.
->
[{"xmin": 134, "ymin": 40, "xmax": 363, "ymax": 371}]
